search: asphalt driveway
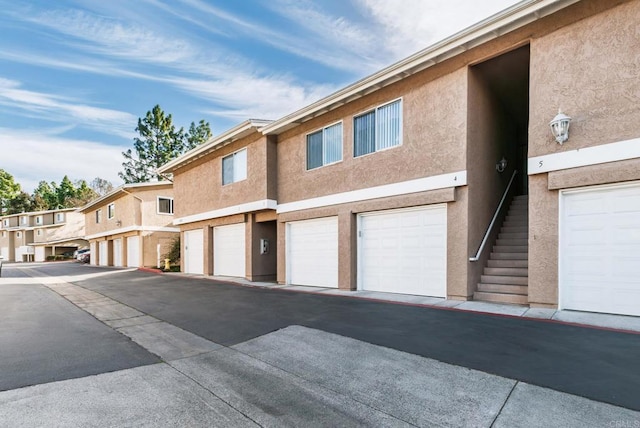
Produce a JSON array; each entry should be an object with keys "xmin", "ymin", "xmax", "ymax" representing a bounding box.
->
[
  {"xmin": 23, "ymin": 264, "xmax": 637, "ymax": 411},
  {"xmin": 0, "ymin": 268, "xmax": 158, "ymax": 391}
]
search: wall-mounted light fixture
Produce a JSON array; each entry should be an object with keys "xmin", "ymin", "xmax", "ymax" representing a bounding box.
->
[
  {"xmin": 550, "ymin": 109, "xmax": 571, "ymax": 145},
  {"xmin": 116, "ymin": 220, "xmax": 122, "ymax": 227},
  {"xmin": 496, "ymin": 157, "xmax": 507, "ymax": 173}
]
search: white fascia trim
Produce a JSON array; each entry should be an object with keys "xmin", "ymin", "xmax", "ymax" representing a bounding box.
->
[
  {"xmin": 85, "ymin": 225, "xmax": 180, "ymax": 240},
  {"xmin": 173, "ymin": 199, "xmax": 278, "ymax": 225},
  {"xmin": 528, "ymin": 137, "xmax": 640, "ymax": 175},
  {"xmin": 277, "ymin": 171, "xmax": 466, "ymax": 214}
]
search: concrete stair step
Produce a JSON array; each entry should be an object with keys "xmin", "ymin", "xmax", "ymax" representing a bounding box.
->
[
  {"xmin": 491, "ymin": 252, "xmax": 528, "ymax": 260},
  {"xmin": 495, "ymin": 238, "xmax": 528, "ymax": 246},
  {"xmin": 493, "ymin": 245, "xmax": 528, "ymax": 253},
  {"xmin": 505, "ymin": 215, "xmax": 528, "ymax": 221},
  {"xmin": 502, "ymin": 221, "xmax": 528, "ymax": 228},
  {"xmin": 500, "ymin": 226, "xmax": 528, "ymax": 233},
  {"xmin": 477, "ymin": 283, "xmax": 528, "ymax": 295},
  {"xmin": 474, "ymin": 291, "xmax": 528, "ymax": 305},
  {"xmin": 481, "ymin": 275, "xmax": 528, "ymax": 285},
  {"xmin": 488, "ymin": 259, "xmax": 528, "ymax": 268},
  {"xmin": 498, "ymin": 232, "xmax": 528, "ymax": 239},
  {"xmin": 483, "ymin": 267, "xmax": 528, "ymax": 277}
]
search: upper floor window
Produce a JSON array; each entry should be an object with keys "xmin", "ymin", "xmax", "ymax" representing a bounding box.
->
[
  {"xmin": 35, "ymin": 216, "xmax": 42, "ymax": 225},
  {"xmin": 306, "ymin": 122, "xmax": 343, "ymax": 170},
  {"xmin": 16, "ymin": 231, "xmax": 21, "ymax": 238},
  {"xmin": 107, "ymin": 203, "xmax": 115, "ymax": 220},
  {"xmin": 354, "ymin": 99, "xmax": 402, "ymax": 157},
  {"xmin": 20, "ymin": 216, "xmax": 28, "ymax": 225},
  {"xmin": 36, "ymin": 229, "xmax": 42, "ymax": 236},
  {"xmin": 2, "ymin": 219, "xmax": 8, "ymax": 227},
  {"xmin": 96, "ymin": 209, "xmax": 102, "ymax": 224},
  {"xmin": 56, "ymin": 213, "xmax": 65, "ymax": 223},
  {"xmin": 1, "ymin": 231, "xmax": 6, "ymax": 238},
  {"xmin": 157, "ymin": 197, "xmax": 174, "ymax": 215},
  {"xmin": 222, "ymin": 148, "xmax": 247, "ymax": 185}
]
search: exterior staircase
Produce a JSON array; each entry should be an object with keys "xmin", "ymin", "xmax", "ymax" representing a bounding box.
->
[{"xmin": 474, "ymin": 195, "xmax": 528, "ymax": 305}]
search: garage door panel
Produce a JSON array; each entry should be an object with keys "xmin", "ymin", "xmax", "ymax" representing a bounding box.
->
[
  {"xmin": 288, "ymin": 217, "xmax": 338, "ymax": 288},
  {"xmin": 359, "ymin": 206, "xmax": 446, "ymax": 298},
  {"xmin": 99, "ymin": 241, "xmax": 108, "ymax": 266},
  {"xmin": 561, "ymin": 184, "xmax": 640, "ymax": 316},
  {"xmin": 213, "ymin": 223, "xmax": 245, "ymax": 277},
  {"xmin": 126, "ymin": 236, "xmax": 140, "ymax": 267},
  {"xmin": 184, "ymin": 229, "xmax": 203, "ymax": 275}
]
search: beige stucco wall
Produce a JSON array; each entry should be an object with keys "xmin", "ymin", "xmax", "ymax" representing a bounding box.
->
[
  {"xmin": 84, "ymin": 184, "xmax": 174, "ymax": 236},
  {"xmin": 173, "ymin": 133, "xmax": 271, "ymax": 219},
  {"xmin": 33, "ymin": 212, "xmax": 85, "ymax": 244},
  {"xmin": 527, "ymin": 0, "xmax": 640, "ymax": 307},
  {"xmin": 276, "ymin": 67, "xmax": 468, "ymax": 204}
]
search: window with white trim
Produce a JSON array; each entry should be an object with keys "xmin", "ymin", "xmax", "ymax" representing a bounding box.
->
[
  {"xmin": 222, "ymin": 149, "xmax": 247, "ymax": 185},
  {"xmin": 2, "ymin": 219, "xmax": 7, "ymax": 227},
  {"xmin": 36, "ymin": 216, "xmax": 42, "ymax": 225},
  {"xmin": 354, "ymin": 99, "xmax": 402, "ymax": 157},
  {"xmin": 37, "ymin": 229, "xmax": 42, "ymax": 236},
  {"xmin": 158, "ymin": 197, "xmax": 174, "ymax": 215},
  {"xmin": 96, "ymin": 209, "xmax": 102, "ymax": 224},
  {"xmin": 20, "ymin": 216, "xmax": 28, "ymax": 225},
  {"xmin": 306, "ymin": 122, "xmax": 343, "ymax": 170},
  {"xmin": 107, "ymin": 203, "xmax": 115, "ymax": 220},
  {"xmin": 16, "ymin": 231, "xmax": 21, "ymax": 238},
  {"xmin": 2, "ymin": 231, "xmax": 6, "ymax": 238},
  {"xmin": 56, "ymin": 212, "xmax": 65, "ymax": 223}
]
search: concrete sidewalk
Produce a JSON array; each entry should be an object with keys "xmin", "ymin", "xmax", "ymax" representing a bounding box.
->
[{"xmin": 0, "ymin": 323, "xmax": 638, "ymax": 427}]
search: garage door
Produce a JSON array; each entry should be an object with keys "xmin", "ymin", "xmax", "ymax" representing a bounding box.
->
[
  {"xmin": 90, "ymin": 242, "xmax": 97, "ymax": 265},
  {"xmin": 35, "ymin": 246, "xmax": 46, "ymax": 262},
  {"xmin": 184, "ymin": 229, "xmax": 204, "ymax": 274},
  {"xmin": 560, "ymin": 183, "xmax": 640, "ymax": 316},
  {"xmin": 214, "ymin": 223, "xmax": 245, "ymax": 277},
  {"xmin": 113, "ymin": 238, "xmax": 123, "ymax": 267},
  {"xmin": 99, "ymin": 241, "xmax": 108, "ymax": 266},
  {"xmin": 287, "ymin": 217, "xmax": 338, "ymax": 288},
  {"xmin": 126, "ymin": 236, "xmax": 140, "ymax": 267},
  {"xmin": 0, "ymin": 246, "xmax": 8, "ymax": 261},
  {"xmin": 358, "ymin": 205, "xmax": 447, "ymax": 297}
]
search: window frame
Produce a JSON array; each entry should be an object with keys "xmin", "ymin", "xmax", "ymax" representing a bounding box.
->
[
  {"xmin": 96, "ymin": 209, "xmax": 102, "ymax": 224},
  {"xmin": 56, "ymin": 212, "xmax": 65, "ymax": 223},
  {"xmin": 222, "ymin": 148, "xmax": 248, "ymax": 186},
  {"xmin": 107, "ymin": 203, "xmax": 115, "ymax": 220},
  {"xmin": 2, "ymin": 219, "xmax": 8, "ymax": 227},
  {"xmin": 20, "ymin": 216, "xmax": 28, "ymax": 225},
  {"xmin": 353, "ymin": 98, "xmax": 403, "ymax": 158},
  {"xmin": 35, "ymin": 215, "xmax": 42, "ymax": 225},
  {"xmin": 306, "ymin": 121, "xmax": 343, "ymax": 171},
  {"xmin": 157, "ymin": 196, "xmax": 174, "ymax": 215},
  {"xmin": 36, "ymin": 229, "xmax": 42, "ymax": 236}
]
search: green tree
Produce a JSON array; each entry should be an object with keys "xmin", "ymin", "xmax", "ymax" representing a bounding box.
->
[
  {"xmin": 0, "ymin": 169, "xmax": 21, "ymax": 214},
  {"xmin": 89, "ymin": 177, "xmax": 114, "ymax": 196},
  {"xmin": 6, "ymin": 191, "xmax": 33, "ymax": 214},
  {"xmin": 32, "ymin": 181, "xmax": 57, "ymax": 211},
  {"xmin": 68, "ymin": 180, "xmax": 98, "ymax": 207},
  {"xmin": 119, "ymin": 104, "xmax": 211, "ymax": 183}
]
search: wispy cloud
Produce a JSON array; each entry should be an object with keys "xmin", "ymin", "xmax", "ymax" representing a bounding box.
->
[
  {"xmin": 0, "ymin": 127, "xmax": 125, "ymax": 192},
  {"xmin": 0, "ymin": 78, "xmax": 136, "ymax": 139}
]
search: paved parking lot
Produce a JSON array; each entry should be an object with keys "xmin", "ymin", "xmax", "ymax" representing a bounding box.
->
[{"xmin": 0, "ymin": 262, "xmax": 639, "ymax": 426}]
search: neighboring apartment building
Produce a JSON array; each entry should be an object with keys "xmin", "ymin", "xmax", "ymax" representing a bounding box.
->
[
  {"xmin": 0, "ymin": 208, "xmax": 86, "ymax": 262},
  {"xmin": 158, "ymin": 120, "xmax": 277, "ymax": 280},
  {"xmin": 79, "ymin": 182, "xmax": 179, "ymax": 268},
  {"xmin": 161, "ymin": 0, "xmax": 640, "ymax": 318}
]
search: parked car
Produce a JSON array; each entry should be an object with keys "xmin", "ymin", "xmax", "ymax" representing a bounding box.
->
[
  {"xmin": 75, "ymin": 249, "xmax": 90, "ymax": 261},
  {"xmin": 79, "ymin": 253, "xmax": 90, "ymax": 264}
]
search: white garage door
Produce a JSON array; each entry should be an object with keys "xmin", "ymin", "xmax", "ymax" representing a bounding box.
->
[
  {"xmin": 184, "ymin": 229, "xmax": 204, "ymax": 274},
  {"xmin": 126, "ymin": 236, "xmax": 140, "ymax": 267},
  {"xmin": 113, "ymin": 238, "xmax": 123, "ymax": 267},
  {"xmin": 214, "ymin": 223, "xmax": 246, "ymax": 277},
  {"xmin": 35, "ymin": 246, "xmax": 46, "ymax": 262},
  {"xmin": 99, "ymin": 241, "xmax": 108, "ymax": 266},
  {"xmin": 90, "ymin": 242, "xmax": 97, "ymax": 265},
  {"xmin": 560, "ymin": 183, "xmax": 640, "ymax": 316},
  {"xmin": 287, "ymin": 217, "xmax": 338, "ymax": 288},
  {"xmin": 0, "ymin": 246, "xmax": 8, "ymax": 261},
  {"xmin": 358, "ymin": 205, "xmax": 447, "ymax": 297}
]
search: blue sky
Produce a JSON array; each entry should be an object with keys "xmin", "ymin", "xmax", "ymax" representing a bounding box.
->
[{"xmin": 0, "ymin": 0, "xmax": 517, "ymax": 192}]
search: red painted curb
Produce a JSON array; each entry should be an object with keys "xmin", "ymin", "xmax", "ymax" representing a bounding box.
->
[{"xmin": 137, "ymin": 267, "xmax": 163, "ymax": 274}]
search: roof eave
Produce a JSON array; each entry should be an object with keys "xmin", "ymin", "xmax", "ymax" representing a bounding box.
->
[
  {"xmin": 261, "ymin": 0, "xmax": 580, "ymax": 136},
  {"xmin": 158, "ymin": 119, "xmax": 273, "ymax": 174}
]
